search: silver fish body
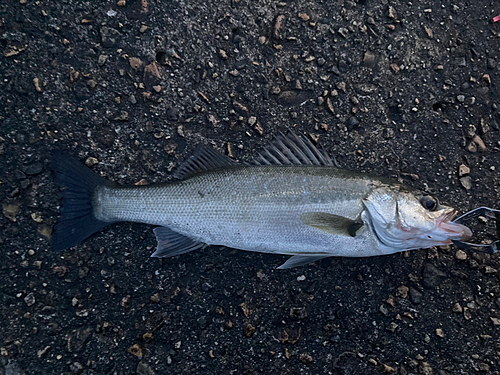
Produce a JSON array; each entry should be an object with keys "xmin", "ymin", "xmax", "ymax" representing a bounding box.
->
[
  {"xmin": 95, "ymin": 166, "xmax": 380, "ymax": 257},
  {"xmin": 52, "ymin": 132, "xmax": 472, "ymax": 268}
]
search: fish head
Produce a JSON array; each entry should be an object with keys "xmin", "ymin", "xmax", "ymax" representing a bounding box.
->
[{"xmin": 363, "ymin": 185, "xmax": 472, "ymax": 252}]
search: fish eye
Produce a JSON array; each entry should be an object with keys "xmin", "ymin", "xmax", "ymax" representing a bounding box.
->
[{"xmin": 420, "ymin": 195, "xmax": 438, "ymax": 211}]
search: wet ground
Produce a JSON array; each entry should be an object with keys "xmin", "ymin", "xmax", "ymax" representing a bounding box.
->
[{"xmin": 1, "ymin": 0, "xmax": 500, "ymax": 374}]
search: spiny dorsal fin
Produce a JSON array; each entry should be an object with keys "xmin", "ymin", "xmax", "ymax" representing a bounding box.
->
[
  {"xmin": 301, "ymin": 212, "xmax": 363, "ymax": 237},
  {"xmin": 151, "ymin": 226, "xmax": 206, "ymax": 257},
  {"xmin": 252, "ymin": 131, "xmax": 334, "ymax": 166},
  {"xmin": 173, "ymin": 144, "xmax": 239, "ymax": 180}
]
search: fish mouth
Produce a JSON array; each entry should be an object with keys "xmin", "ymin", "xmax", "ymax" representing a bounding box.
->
[{"xmin": 436, "ymin": 210, "xmax": 473, "ymax": 241}]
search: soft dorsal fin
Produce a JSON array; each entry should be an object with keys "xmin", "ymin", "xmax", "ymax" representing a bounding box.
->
[
  {"xmin": 301, "ymin": 212, "xmax": 363, "ymax": 237},
  {"xmin": 252, "ymin": 131, "xmax": 335, "ymax": 166},
  {"xmin": 173, "ymin": 144, "xmax": 240, "ymax": 180}
]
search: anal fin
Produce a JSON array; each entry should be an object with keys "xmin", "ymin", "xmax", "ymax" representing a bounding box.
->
[
  {"xmin": 277, "ymin": 255, "xmax": 330, "ymax": 269},
  {"xmin": 151, "ymin": 226, "xmax": 206, "ymax": 258}
]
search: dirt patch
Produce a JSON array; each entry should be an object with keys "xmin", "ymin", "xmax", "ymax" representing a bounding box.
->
[{"xmin": 1, "ymin": 1, "xmax": 500, "ymax": 374}]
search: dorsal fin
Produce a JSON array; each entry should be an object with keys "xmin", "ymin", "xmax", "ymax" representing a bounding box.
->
[
  {"xmin": 252, "ymin": 131, "xmax": 335, "ymax": 166},
  {"xmin": 173, "ymin": 144, "xmax": 240, "ymax": 180}
]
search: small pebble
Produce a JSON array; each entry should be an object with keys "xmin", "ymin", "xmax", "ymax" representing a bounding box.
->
[
  {"xmin": 388, "ymin": 5, "xmax": 397, "ymax": 19},
  {"xmin": 346, "ymin": 116, "xmax": 359, "ymax": 131},
  {"xmin": 129, "ymin": 57, "xmax": 143, "ymax": 70},
  {"xmin": 31, "ymin": 212, "xmax": 43, "ymax": 223},
  {"xmin": 85, "ymin": 157, "xmax": 99, "ymax": 167},
  {"xmin": 69, "ymin": 362, "xmax": 83, "ymax": 374},
  {"xmin": 458, "ymin": 164, "xmax": 470, "ymax": 177},
  {"xmin": 245, "ymin": 324, "xmax": 256, "ymax": 337},
  {"xmin": 419, "ymin": 362, "xmax": 433, "ymax": 375},
  {"xmin": 142, "ymin": 332, "xmax": 154, "ymax": 342},
  {"xmin": 299, "ymin": 353, "xmax": 313, "ymax": 364},
  {"xmin": 455, "ymin": 250, "xmax": 467, "ymax": 260},
  {"xmin": 409, "ymin": 287, "xmax": 422, "ymax": 304},
  {"xmin": 98, "ymin": 54, "xmax": 108, "ymax": 66},
  {"xmin": 128, "ymin": 344, "xmax": 143, "ymax": 358},
  {"xmin": 87, "ymin": 79, "xmax": 98, "ymax": 89},
  {"xmin": 463, "ymin": 307, "xmax": 472, "ymax": 320},
  {"xmin": 338, "ymin": 27, "xmax": 349, "ymax": 38},
  {"xmin": 270, "ymin": 86, "xmax": 281, "ymax": 95},
  {"xmin": 290, "ymin": 307, "xmax": 307, "ymax": 319},
  {"xmin": 219, "ymin": 49, "xmax": 228, "ymax": 59},
  {"xmin": 387, "ymin": 322, "xmax": 398, "ymax": 333},
  {"xmin": 137, "ymin": 361, "xmax": 155, "ymax": 375},
  {"xmin": 478, "ymin": 363, "xmax": 490, "ymax": 372},
  {"xmin": 487, "ymin": 58, "xmax": 496, "ymax": 69},
  {"xmin": 24, "ymin": 163, "xmax": 43, "ymax": 175},
  {"xmin": 248, "ymin": 116, "xmax": 257, "ymax": 126},
  {"xmin": 37, "ymin": 346, "xmax": 50, "ymax": 358},
  {"xmin": 397, "ymin": 285, "xmax": 409, "ymax": 298},
  {"xmin": 24, "ymin": 293, "xmax": 36, "ymax": 307},
  {"xmin": 33, "ymin": 77, "xmax": 43, "ymax": 92},
  {"xmin": 472, "ymin": 135, "xmax": 486, "ymax": 151},
  {"xmin": 482, "ymin": 74, "xmax": 491, "ymax": 86},
  {"xmin": 363, "ymin": 51, "xmax": 377, "ymax": 68},
  {"xmin": 382, "ymin": 364, "xmax": 395, "ymax": 373},
  {"xmin": 3, "ymin": 203, "xmax": 20, "ymax": 222},
  {"xmin": 484, "ymin": 266, "xmax": 497, "ymax": 274},
  {"xmin": 424, "ymin": 26, "xmax": 433, "ymax": 39},
  {"xmin": 298, "ymin": 12, "xmax": 310, "ymax": 21},
  {"xmin": 379, "ymin": 304, "xmax": 389, "ymax": 315},
  {"xmin": 459, "ymin": 176, "xmax": 472, "ymax": 190}
]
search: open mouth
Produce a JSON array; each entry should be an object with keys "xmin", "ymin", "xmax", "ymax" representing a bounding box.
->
[{"xmin": 437, "ymin": 210, "xmax": 473, "ymax": 240}]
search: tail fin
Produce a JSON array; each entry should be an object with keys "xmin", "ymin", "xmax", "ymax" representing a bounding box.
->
[{"xmin": 51, "ymin": 151, "xmax": 115, "ymax": 252}]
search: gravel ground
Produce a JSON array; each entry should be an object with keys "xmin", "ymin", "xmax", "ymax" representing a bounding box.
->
[{"xmin": 1, "ymin": 0, "xmax": 500, "ymax": 374}]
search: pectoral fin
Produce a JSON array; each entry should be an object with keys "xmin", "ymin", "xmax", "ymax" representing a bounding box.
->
[{"xmin": 301, "ymin": 212, "xmax": 363, "ymax": 237}]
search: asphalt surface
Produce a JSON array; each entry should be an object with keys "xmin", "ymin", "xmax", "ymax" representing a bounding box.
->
[{"xmin": 1, "ymin": 0, "xmax": 500, "ymax": 374}]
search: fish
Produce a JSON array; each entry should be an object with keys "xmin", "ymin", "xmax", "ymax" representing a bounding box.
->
[{"xmin": 51, "ymin": 131, "xmax": 472, "ymax": 269}]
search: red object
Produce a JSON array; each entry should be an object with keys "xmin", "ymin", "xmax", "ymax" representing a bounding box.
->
[{"xmin": 494, "ymin": 14, "xmax": 500, "ymax": 22}]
